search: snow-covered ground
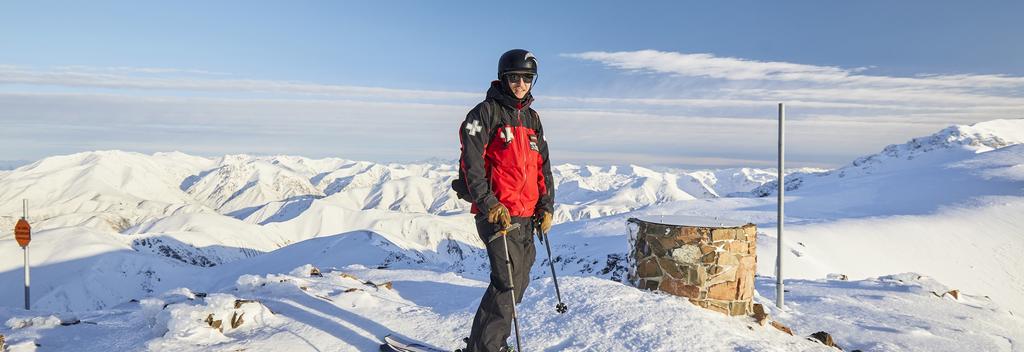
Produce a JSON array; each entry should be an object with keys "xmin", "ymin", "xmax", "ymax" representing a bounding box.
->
[{"xmin": 0, "ymin": 119, "xmax": 1022, "ymax": 351}]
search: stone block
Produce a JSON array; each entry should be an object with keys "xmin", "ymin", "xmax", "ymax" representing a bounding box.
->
[
  {"xmin": 707, "ymin": 265, "xmax": 737, "ymax": 286},
  {"xmin": 711, "ymin": 228, "xmax": 739, "ymax": 242},
  {"xmin": 737, "ymin": 256, "xmax": 757, "ymax": 300},
  {"xmin": 737, "ymin": 278, "xmax": 753, "ymax": 300},
  {"xmin": 657, "ymin": 257, "xmax": 685, "ymax": 279},
  {"xmin": 728, "ymin": 240, "xmax": 748, "ymax": 255},
  {"xmin": 677, "ymin": 227, "xmax": 702, "ymax": 243},
  {"xmin": 637, "ymin": 257, "xmax": 661, "ymax": 278},
  {"xmin": 715, "ymin": 252, "xmax": 739, "ymax": 267},
  {"xmin": 708, "ymin": 281, "xmax": 739, "ymax": 300},
  {"xmin": 684, "ymin": 266, "xmax": 700, "ymax": 286},
  {"xmin": 700, "ymin": 244, "xmax": 717, "ymax": 255},
  {"xmin": 658, "ymin": 237, "xmax": 680, "ymax": 251},
  {"xmin": 640, "ymin": 279, "xmax": 660, "ymax": 291},
  {"xmin": 729, "ymin": 301, "xmax": 751, "ymax": 316},
  {"xmin": 660, "ymin": 278, "xmax": 700, "ymax": 298},
  {"xmin": 637, "ymin": 240, "xmax": 652, "ymax": 257},
  {"xmin": 700, "ymin": 253, "xmax": 715, "ymax": 265},
  {"xmin": 646, "ymin": 224, "xmax": 671, "ymax": 237},
  {"xmin": 693, "ymin": 265, "xmax": 709, "ymax": 284},
  {"xmin": 742, "ymin": 224, "xmax": 757, "ymax": 238},
  {"xmin": 646, "ymin": 238, "xmax": 667, "ymax": 256},
  {"xmin": 697, "ymin": 227, "xmax": 712, "ymax": 240},
  {"xmin": 705, "ymin": 300, "xmax": 731, "ymax": 315},
  {"xmin": 671, "ymin": 245, "xmax": 702, "ymax": 265}
]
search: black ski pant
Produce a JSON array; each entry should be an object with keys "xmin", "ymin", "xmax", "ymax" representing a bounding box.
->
[{"xmin": 468, "ymin": 215, "xmax": 537, "ymax": 352}]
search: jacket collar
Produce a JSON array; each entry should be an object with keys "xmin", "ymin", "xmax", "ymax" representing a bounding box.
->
[{"xmin": 486, "ymin": 80, "xmax": 533, "ymax": 111}]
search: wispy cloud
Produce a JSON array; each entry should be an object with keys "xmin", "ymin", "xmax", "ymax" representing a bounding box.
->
[
  {"xmin": 561, "ymin": 50, "xmax": 1024, "ymax": 128},
  {"xmin": 1, "ymin": 90, "xmax": 939, "ymax": 168},
  {"xmin": 2, "ymin": 59, "xmax": 1021, "ymax": 169},
  {"xmin": 0, "ymin": 65, "xmax": 479, "ymax": 101},
  {"xmin": 51, "ymin": 65, "xmax": 231, "ymax": 76},
  {"xmin": 564, "ymin": 50, "xmax": 1024, "ymax": 89}
]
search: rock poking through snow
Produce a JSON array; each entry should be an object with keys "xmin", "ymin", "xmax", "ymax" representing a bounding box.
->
[{"xmin": 809, "ymin": 331, "xmax": 843, "ymax": 350}]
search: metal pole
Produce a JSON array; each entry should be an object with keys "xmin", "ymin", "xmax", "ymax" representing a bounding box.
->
[
  {"xmin": 776, "ymin": 103, "xmax": 785, "ymax": 309},
  {"xmin": 24, "ymin": 247, "xmax": 30, "ymax": 310},
  {"xmin": 540, "ymin": 229, "xmax": 568, "ymax": 314},
  {"xmin": 488, "ymin": 223, "xmax": 524, "ymax": 352},
  {"xmin": 501, "ymin": 231, "xmax": 523, "ymax": 352},
  {"xmin": 23, "ymin": 199, "xmax": 30, "ymax": 310}
]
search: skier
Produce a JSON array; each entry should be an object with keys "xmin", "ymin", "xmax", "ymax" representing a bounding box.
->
[{"xmin": 457, "ymin": 49, "xmax": 554, "ymax": 352}]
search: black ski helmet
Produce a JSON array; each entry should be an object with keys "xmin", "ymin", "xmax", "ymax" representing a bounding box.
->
[{"xmin": 498, "ymin": 49, "xmax": 538, "ymax": 79}]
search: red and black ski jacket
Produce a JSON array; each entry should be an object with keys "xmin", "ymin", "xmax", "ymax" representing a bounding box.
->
[{"xmin": 458, "ymin": 81, "xmax": 554, "ymax": 218}]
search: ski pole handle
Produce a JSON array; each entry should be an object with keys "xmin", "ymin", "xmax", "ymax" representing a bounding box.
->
[{"xmin": 487, "ymin": 223, "xmax": 521, "ymax": 243}]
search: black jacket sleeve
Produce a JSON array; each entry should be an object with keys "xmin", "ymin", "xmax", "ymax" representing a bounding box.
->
[
  {"xmin": 459, "ymin": 102, "xmax": 501, "ymax": 212},
  {"xmin": 535, "ymin": 110, "xmax": 555, "ymax": 214}
]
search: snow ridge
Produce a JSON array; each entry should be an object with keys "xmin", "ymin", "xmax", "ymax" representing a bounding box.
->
[
  {"xmin": 753, "ymin": 119, "xmax": 1024, "ymax": 197},
  {"xmin": 851, "ymin": 118, "xmax": 1024, "ymax": 169}
]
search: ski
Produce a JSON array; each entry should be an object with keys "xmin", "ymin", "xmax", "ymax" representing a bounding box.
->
[{"xmin": 380, "ymin": 334, "xmax": 450, "ymax": 352}]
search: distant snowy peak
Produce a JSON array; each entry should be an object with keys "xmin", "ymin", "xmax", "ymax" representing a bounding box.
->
[
  {"xmin": 184, "ymin": 156, "xmax": 325, "ymax": 213},
  {"xmin": 689, "ymin": 167, "xmax": 800, "ymax": 197},
  {"xmin": 316, "ymin": 162, "xmax": 396, "ymax": 195},
  {"xmin": 851, "ymin": 119, "xmax": 1024, "ymax": 170},
  {"xmin": 0, "ymin": 150, "xmax": 212, "ymax": 231},
  {"xmin": 753, "ymin": 119, "xmax": 1024, "ymax": 197},
  {"xmin": 215, "ymin": 154, "xmax": 353, "ymax": 177}
]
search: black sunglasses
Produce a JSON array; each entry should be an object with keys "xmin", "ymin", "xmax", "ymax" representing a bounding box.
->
[{"xmin": 504, "ymin": 73, "xmax": 535, "ymax": 84}]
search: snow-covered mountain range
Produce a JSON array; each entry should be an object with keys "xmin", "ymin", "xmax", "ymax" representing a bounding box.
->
[
  {"xmin": 0, "ymin": 146, "xmax": 788, "ymax": 311},
  {"xmin": 0, "ymin": 149, "xmax": 790, "ymax": 235},
  {"xmin": 0, "ymin": 119, "xmax": 1022, "ymax": 351}
]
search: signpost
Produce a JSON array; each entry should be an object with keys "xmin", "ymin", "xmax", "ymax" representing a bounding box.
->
[{"xmin": 14, "ymin": 200, "xmax": 31, "ymax": 310}]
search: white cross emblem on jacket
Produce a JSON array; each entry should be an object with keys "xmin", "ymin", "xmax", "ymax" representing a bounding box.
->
[
  {"xmin": 501, "ymin": 126, "xmax": 514, "ymax": 143},
  {"xmin": 466, "ymin": 120, "xmax": 483, "ymax": 136}
]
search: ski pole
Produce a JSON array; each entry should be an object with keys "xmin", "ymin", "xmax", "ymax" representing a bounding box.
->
[
  {"xmin": 487, "ymin": 223, "xmax": 520, "ymax": 244},
  {"xmin": 496, "ymin": 223, "xmax": 524, "ymax": 352},
  {"xmin": 537, "ymin": 225, "xmax": 568, "ymax": 314}
]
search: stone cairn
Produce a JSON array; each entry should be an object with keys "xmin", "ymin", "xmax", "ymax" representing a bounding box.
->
[{"xmin": 627, "ymin": 216, "xmax": 757, "ymax": 316}]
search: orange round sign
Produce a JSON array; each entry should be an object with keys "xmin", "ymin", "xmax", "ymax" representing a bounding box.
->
[{"xmin": 15, "ymin": 218, "xmax": 30, "ymax": 247}]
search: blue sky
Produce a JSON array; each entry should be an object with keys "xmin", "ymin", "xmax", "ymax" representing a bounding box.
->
[{"xmin": 1, "ymin": 1, "xmax": 1022, "ymax": 168}]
